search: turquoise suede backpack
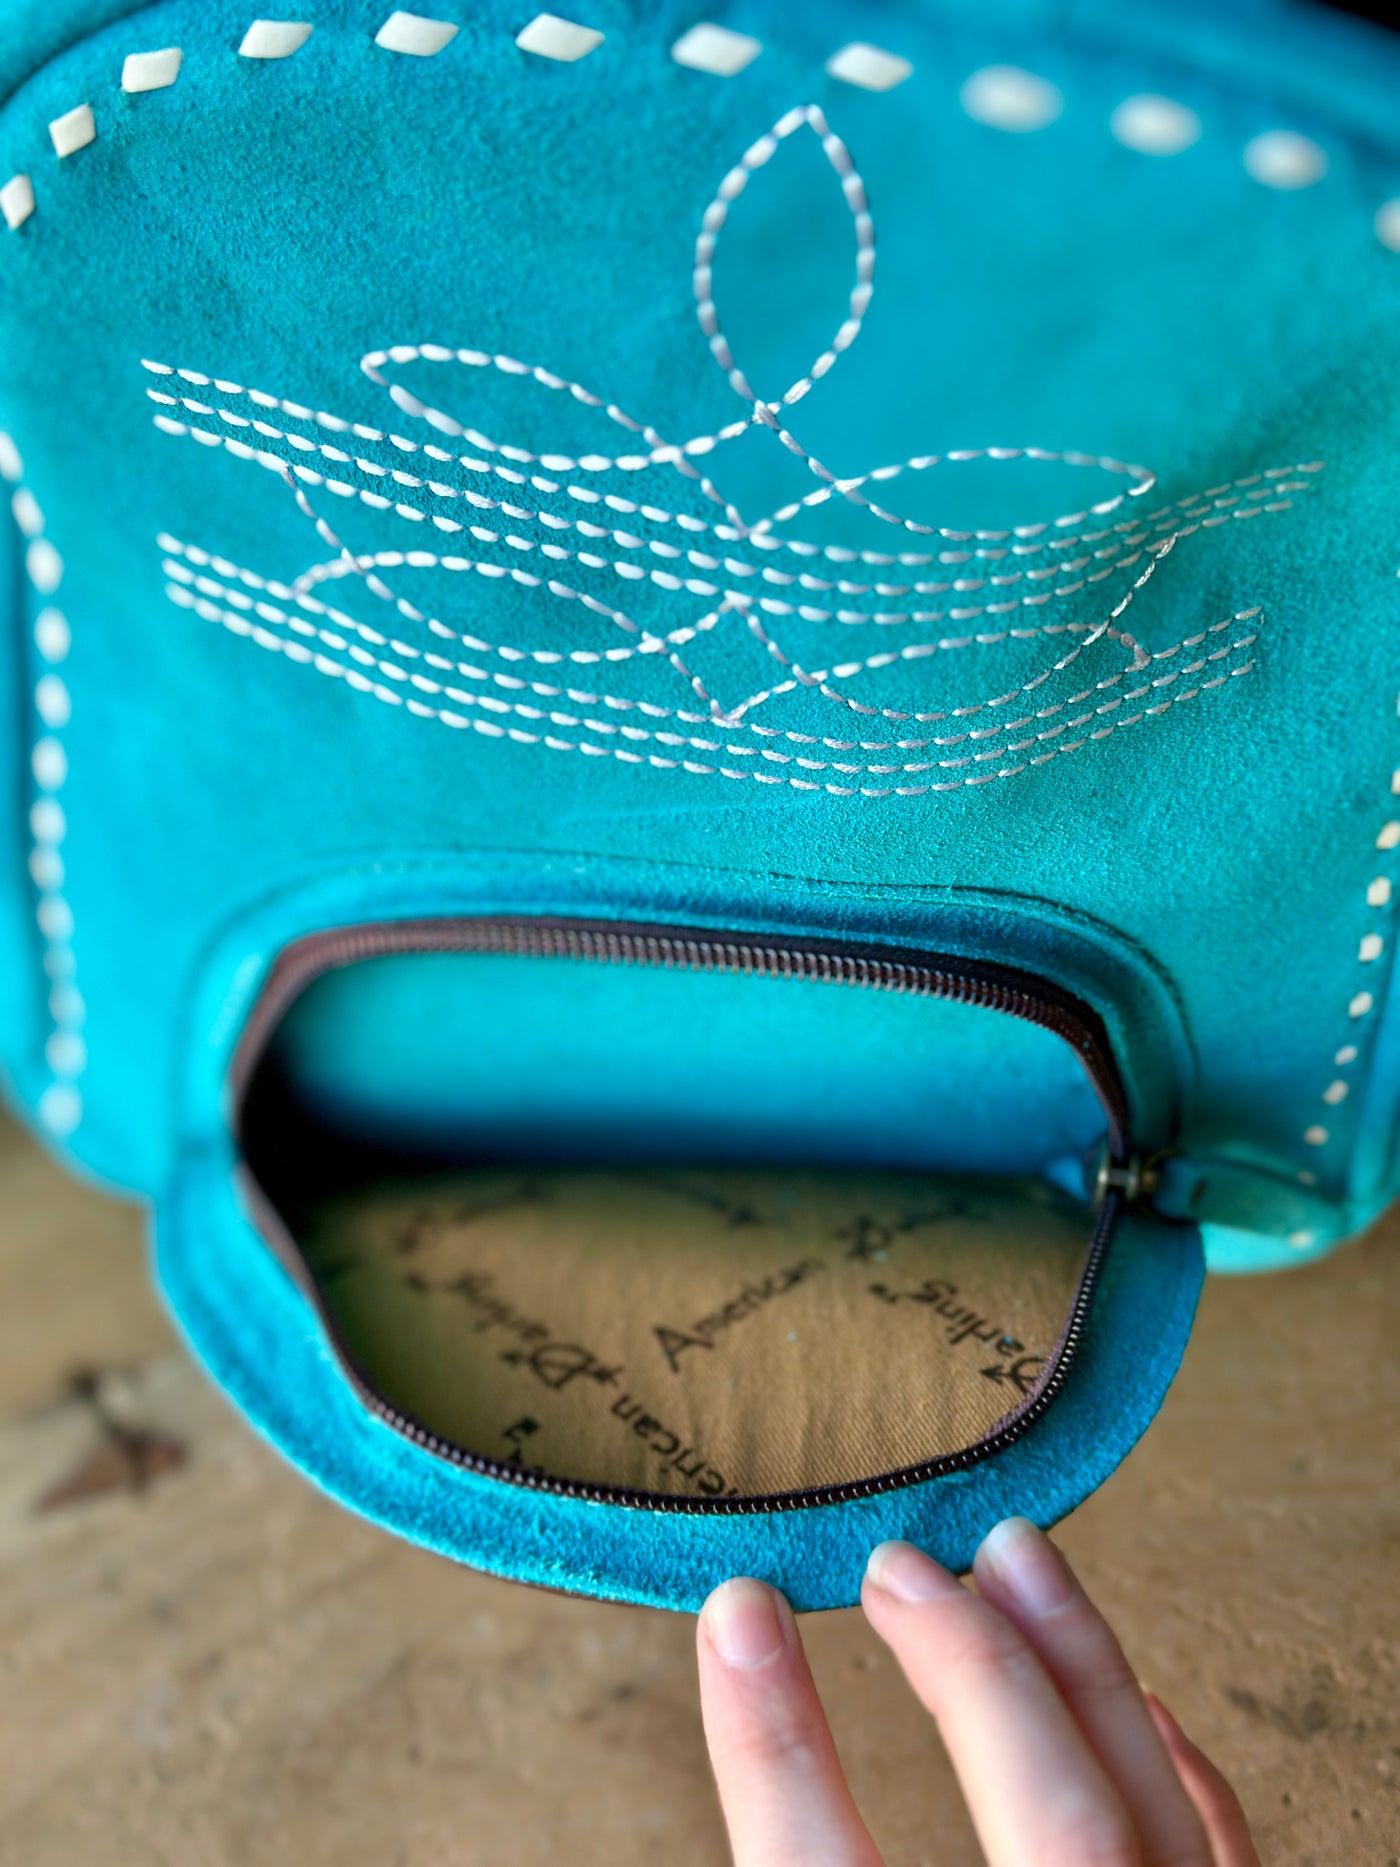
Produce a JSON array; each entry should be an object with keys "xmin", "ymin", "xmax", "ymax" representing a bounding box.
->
[{"xmin": 3, "ymin": 0, "xmax": 1398, "ymax": 1611}]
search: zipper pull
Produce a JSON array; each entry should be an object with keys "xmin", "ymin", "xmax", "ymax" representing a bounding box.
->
[
  {"xmin": 1090, "ymin": 1145, "xmax": 1160, "ymax": 1212},
  {"xmin": 1092, "ymin": 1146, "xmax": 1345, "ymax": 1253}
]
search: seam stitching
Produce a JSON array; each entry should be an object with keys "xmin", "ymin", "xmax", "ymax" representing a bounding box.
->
[
  {"xmin": 0, "ymin": 431, "xmax": 83, "ymax": 1137},
  {"xmin": 1298, "ymin": 675, "xmax": 1400, "ymax": 1221}
]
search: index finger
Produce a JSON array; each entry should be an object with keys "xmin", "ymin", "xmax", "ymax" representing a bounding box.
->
[{"xmin": 861, "ymin": 1540, "xmax": 1141, "ymax": 1867}]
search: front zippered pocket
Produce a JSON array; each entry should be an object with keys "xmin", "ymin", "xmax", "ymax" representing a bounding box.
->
[{"xmin": 234, "ymin": 917, "xmax": 1142, "ymax": 1515}]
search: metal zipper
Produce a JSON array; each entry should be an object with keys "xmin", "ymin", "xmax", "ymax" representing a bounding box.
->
[{"xmin": 233, "ymin": 915, "xmax": 1135, "ymax": 1515}]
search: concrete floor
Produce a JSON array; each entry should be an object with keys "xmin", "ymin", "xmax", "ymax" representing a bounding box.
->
[{"xmin": 0, "ymin": 1108, "xmax": 1396, "ymax": 1866}]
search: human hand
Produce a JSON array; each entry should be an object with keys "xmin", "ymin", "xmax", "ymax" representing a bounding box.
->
[{"xmin": 696, "ymin": 1517, "xmax": 1260, "ymax": 1865}]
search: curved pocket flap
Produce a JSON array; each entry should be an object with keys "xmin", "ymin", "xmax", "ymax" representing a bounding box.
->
[{"xmin": 156, "ymin": 1139, "xmax": 1204, "ymax": 1611}]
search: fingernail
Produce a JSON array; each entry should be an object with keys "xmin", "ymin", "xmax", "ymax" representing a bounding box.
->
[
  {"xmin": 865, "ymin": 1540, "xmax": 960, "ymax": 1603},
  {"xmin": 977, "ymin": 1517, "xmax": 1076, "ymax": 1617},
  {"xmin": 704, "ymin": 1578, "xmax": 789, "ymax": 1670}
]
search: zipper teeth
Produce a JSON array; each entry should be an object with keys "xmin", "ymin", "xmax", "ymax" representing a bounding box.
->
[
  {"xmin": 313, "ymin": 1190, "xmax": 1121, "ymax": 1515},
  {"xmin": 237, "ymin": 918, "xmax": 1128, "ymax": 1150},
  {"xmin": 234, "ymin": 914, "xmax": 1131, "ymax": 1513}
]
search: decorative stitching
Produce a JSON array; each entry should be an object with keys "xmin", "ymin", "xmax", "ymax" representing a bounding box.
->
[
  {"xmin": 151, "ymin": 385, "xmax": 1291, "ymax": 732},
  {"xmin": 135, "ymin": 80, "xmax": 1323, "ymax": 745},
  {"xmin": 144, "ymin": 382, "xmax": 1318, "ymax": 573},
  {"xmin": 153, "ymin": 412, "xmax": 1179, "ymax": 690},
  {"xmin": 159, "ymin": 539, "xmax": 1260, "ymax": 774},
  {"xmin": 364, "ymin": 357, "xmax": 1155, "ymax": 540},
  {"xmin": 359, "ymin": 105, "xmax": 1158, "ymax": 549},
  {"xmin": 722, "ymin": 538, "xmax": 1179, "ymax": 727},
  {"xmin": 0, "ymin": 432, "xmax": 84, "ymax": 1137},
  {"xmin": 164, "ymin": 562, "xmax": 1255, "ymax": 799},
  {"xmin": 145, "ymin": 426, "xmax": 1309, "ymax": 734},
  {"xmin": 148, "ymin": 101, "xmax": 1298, "ymax": 762},
  {"xmin": 158, "ymin": 532, "xmax": 1262, "ymax": 748},
  {"xmin": 281, "ymin": 447, "xmax": 1263, "ymax": 737},
  {"xmin": 147, "ymin": 414, "xmax": 1179, "ymax": 724}
]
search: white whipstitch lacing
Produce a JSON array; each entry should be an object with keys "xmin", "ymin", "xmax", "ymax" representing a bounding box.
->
[{"xmin": 0, "ymin": 432, "xmax": 85, "ymax": 1135}]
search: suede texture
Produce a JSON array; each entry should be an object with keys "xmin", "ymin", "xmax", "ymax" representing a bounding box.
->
[
  {"xmin": 160, "ymin": 1138, "xmax": 1204, "ymax": 1611},
  {"xmin": 0, "ymin": 0, "xmax": 1394, "ymax": 1603},
  {"xmin": 0, "ymin": 0, "xmax": 1396, "ymax": 1230},
  {"xmin": 271, "ymin": 950, "xmax": 1108, "ymax": 1174}
]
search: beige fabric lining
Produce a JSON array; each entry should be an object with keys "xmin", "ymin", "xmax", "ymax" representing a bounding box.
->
[{"xmin": 299, "ymin": 1169, "xmax": 1092, "ymax": 1499}]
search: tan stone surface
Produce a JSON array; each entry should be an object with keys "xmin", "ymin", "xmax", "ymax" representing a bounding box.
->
[
  {"xmin": 0, "ymin": 1109, "xmax": 1396, "ymax": 1865},
  {"xmin": 0, "ymin": 1116, "xmax": 163, "ymax": 1420}
]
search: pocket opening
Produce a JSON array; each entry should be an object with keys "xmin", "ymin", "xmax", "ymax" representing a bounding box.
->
[{"xmin": 235, "ymin": 918, "xmax": 1130, "ymax": 1512}]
